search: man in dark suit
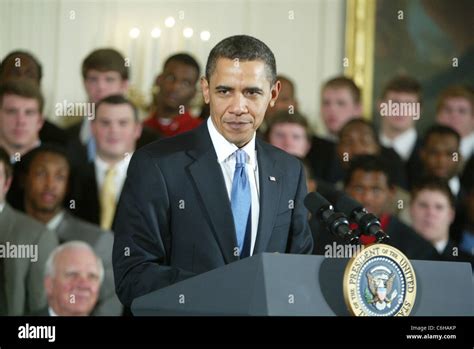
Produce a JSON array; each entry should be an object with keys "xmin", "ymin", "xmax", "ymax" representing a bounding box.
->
[
  {"xmin": 113, "ymin": 35, "xmax": 313, "ymax": 307},
  {"xmin": 312, "ymin": 155, "xmax": 437, "ymax": 260},
  {"xmin": 22, "ymin": 145, "xmax": 121, "ymax": 315}
]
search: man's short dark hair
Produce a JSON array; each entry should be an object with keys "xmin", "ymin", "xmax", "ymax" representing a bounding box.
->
[
  {"xmin": 276, "ymin": 74, "xmax": 296, "ymax": 97},
  {"xmin": 0, "ymin": 50, "xmax": 43, "ymax": 83},
  {"xmin": 0, "ymin": 79, "xmax": 44, "ymax": 113},
  {"xmin": 0, "ymin": 147, "xmax": 13, "ymax": 179},
  {"xmin": 323, "ymin": 76, "xmax": 361, "ymax": 104},
  {"xmin": 21, "ymin": 144, "xmax": 71, "ymax": 176},
  {"xmin": 411, "ymin": 176, "xmax": 456, "ymax": 208},
  {"xmin": 423, "ymin": 124, "xmax": 461, "ymax": 147},
  {"xmin": 338, "ymin": 118, "xmax": 379, "ymax": 145},
  {"xmin": 344, "ymin": 155, "xmax": 394, "ymax": 188},
  {"xmin": 94, "ymin": 94, "xmax": 139, "ymax": 122},
  {"xmin": 164, "ymin": 53, "xmax": 200, "ymax": 80},
  {"xmin": 82, "ymin": 48, "xmax": 128, "ymax": 80},
  {"xmin": 381, "ymin": 75, "xmax": 422, "ymax": 103},
  {"xmin": 266, "ymin": 110, "xmax": 311, "ymax": 141},
  {"xmin": 205, "ymin": 35, "xmax": 277, "ymax": 85}
]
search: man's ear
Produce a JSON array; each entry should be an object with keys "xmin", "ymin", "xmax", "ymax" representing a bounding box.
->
[
  {"xmin": 44, "ymin": 276, "xmax": 53, "ymax": 297},
  {"xmin": 121, "ymin": 79, "xmax": 129, "ymax": 94},
  {"xmin": 201, "ymin": 77, "xmax": 210, "ymax": 104},
  {"xmin": 354, "ymin": 102, "xmax": 363, "ymax": 116},
  {"xmin": 269, "ymin": 80, "xmax": 281, "ymax": 107}
]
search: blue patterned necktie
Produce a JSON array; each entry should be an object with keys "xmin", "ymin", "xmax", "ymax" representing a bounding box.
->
[{"xmin": 231, "ymin": 149, "xmax": 252, "ymax": 258}]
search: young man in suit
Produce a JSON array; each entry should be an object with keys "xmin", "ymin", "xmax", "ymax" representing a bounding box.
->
[
  {"xmin": 312, "ymin": 155, "xmax": 437, "ymax": 260},
  {"xmin": 113, "ymin": 35, "xmax": 313, "ymax": 307},
  {"xmin": 71, "ymin": 95, "xmax": 142, "ymax": 229},
  {"xmin": 22, "ymin": 145, "xmax": 121, "ymax": 315},
  {"xmin": 0, "ymin": 147, "xmax": 58, "ymax": 315},
  {"xmin": 33, "ymin": 241, "xmax": 103, "ymax": 316}
]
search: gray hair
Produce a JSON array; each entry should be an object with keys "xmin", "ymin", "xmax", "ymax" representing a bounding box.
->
[{"xmin": 45, "ymin": 241, "xmax": 104, "ymax": 285}]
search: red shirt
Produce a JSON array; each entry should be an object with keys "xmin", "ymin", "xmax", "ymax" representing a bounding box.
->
[{"xmin": 144, "ymin": 111, "xmax": 203, "ymax": 138}]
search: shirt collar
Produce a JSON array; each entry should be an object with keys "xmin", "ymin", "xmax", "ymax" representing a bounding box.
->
[
  {"xmin": 379, "ymin": 128, "xmax": 417, "ymax": 161},
  {"xmin": 460, "ymin": 132, "xmax": 474, "ymax": 159},
  {"xmin": 434, "ymin": 238, "xmax": 449, "ymax": 254},
  {"xmin": 95, "ymin": 153, "xmax": 132, "ymax": 173},
  {"xmin": 48, "ymin": 306, "xmax": 59, "ymax": 316},
  {"xmin": 207, "ymin": 117, "xmax": 257, "ymax": 170},
  {"xmin": 0, "ymin": 202, "xmax": 4, "ymax": 214},
  {"xmin": 448, "ymin": 176, "xmax": 461, "ymax": 196},
  {"xmin": 46, "ymin": 210, "xmax": 65, "ymax": 231}
]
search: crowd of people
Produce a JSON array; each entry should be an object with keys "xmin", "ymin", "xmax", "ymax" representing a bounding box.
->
[{"xmin": 0, "ymin": 42, "xmax": 472, "ymax": 316}]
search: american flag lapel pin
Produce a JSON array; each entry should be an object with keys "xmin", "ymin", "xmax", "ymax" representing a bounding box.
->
[{"xmin": 269, "ymin": 176, "xmax": 276, "ymax": 182}]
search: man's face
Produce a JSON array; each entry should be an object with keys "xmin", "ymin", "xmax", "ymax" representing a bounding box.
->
[
  {"xmin": 84, "ymin": 70, "xmax": 128, "ymax": 103},
  {"xmin": 91, "ymin": 103, "xmax": 142, "ymax": 161},
  {"xmin": 421, "ymin": 134, "xmax": 460, "ymax": 179},
  {"xmin": 156, "ymin": 61, "xmax": 198, "ymax": 110},
  {"xmin": 337, "ymin": 124, "xmax": 380, "ymax": 165},
  {"xmin": 0, "ymin": 94, "xmax": 43, "ymax": 151},
  {"xmin": 0, "ymin": 162, "xmax": 12, "ymax": 204},
  {"xmin": 25, "ymin": 152, "xmax": 69, "ymax": 215},
  {"xmin": 436, "ymin": 97, "xmax": 474, "ymax": 138},
  {"xmin": 321, "ymin": 87, "xmax": 361, "ymax": 135},
  {"xmin": 269, "ymin": 122, "xmax": 310, "ymax": 158},
  {"xmin": 410, "ymin": 189, "xmax": 454, "ymax": 244},
  {"xmin": 0, "ymin": 53, "xmax": 40, "ymax": 83},
  {"xmin": 380, "ymin": 91, "xmax": 419, "ymax": 133},
  {"xmin": 45, "ymin": 248, "xmax": 101, "ymax": 316},
  {"xmin": 266, "ymin": 79, "xmax": 296, "ymax": 118},
  {"xmin": 201, "ymin": 58, "xmax": 280, "ymax": 147},
  {"xmin": 345, "ymin": 170, "xmax": 392, "ymax": 217}
]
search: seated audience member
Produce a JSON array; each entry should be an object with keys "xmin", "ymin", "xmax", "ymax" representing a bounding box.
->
[
  {"xmin": 0, "ymin": 147, "xmax": 58, "ymax": 315},
  {"xmin": 419, "ymin": 125, "xmax": 463, "ymax": 200},
  {"xmin": 0, "ymin": 79, "xmax": 44, "ymax": 210},
  {"xmin": 22, "ymin": 145, "xmax": 121, "ymax": 315},
  {"xmin": 144, "ymin": 53, "xmax": 202, "ymax": 137},
  {"xmin": 261, "ymin": 74, "xmax": 298, "ymax": 133},
  {"xmin": 68, "ymin": 48, "xmax": 159, "ymax": 167},
  {"xmin": 0, "ymin": 50, "xmax": 68, "ymax": 146},
  {"xmin": 377, "ymin": 75, "xmax": 424, "ymax": 187},
  {"xmin": 33, "ymin": 241, "xmax": 103, "ymax": 316},
  {"xmin": 410, "ymin": 177, "xmax": 473, "ymax": 267},
  {"xmin": 311, "ymin": 155, "xmax": 437, "ymax": 260},
  {"xmin": 71, "ymin": 95, "xmax": 141, "ymax": 229},
  {"xmin": 436, "ymin": 85, "xmax": 474, "ymax": 161},
  {"xmin": 266, "ymin": 110, "xmax": 311, "ymax": 158},
  {"xmin": 307, "ymin": 76, "xmax": 362, "ymax": 181}
]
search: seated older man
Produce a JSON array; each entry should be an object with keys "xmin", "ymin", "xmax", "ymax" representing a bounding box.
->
[{"xmin": 33, "ymin": 241, "xmax": 103, "ymax": 316}]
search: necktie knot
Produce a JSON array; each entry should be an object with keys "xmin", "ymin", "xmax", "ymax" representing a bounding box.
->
[{"xmin": 235, "ymin": 149, "xmax": 246, "ymax": 167}]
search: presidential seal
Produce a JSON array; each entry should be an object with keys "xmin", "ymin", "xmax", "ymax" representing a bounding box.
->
[{"xmin": 343, "ymin": 244, "xmax": 417, "ymax": 316}]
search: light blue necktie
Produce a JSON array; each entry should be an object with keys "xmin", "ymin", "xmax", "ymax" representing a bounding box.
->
[{"xmin": 231, "ymin": 149, "xmax": 251, "ymax": 257}]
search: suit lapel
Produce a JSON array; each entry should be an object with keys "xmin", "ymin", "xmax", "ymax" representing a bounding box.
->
[
  {"xmin": 253, "ymin": 141, "xmax": 283, "ymax": 253},
  {"xmin": 187, "ymin": 125, "xmax": 238, "ymax": 264}
]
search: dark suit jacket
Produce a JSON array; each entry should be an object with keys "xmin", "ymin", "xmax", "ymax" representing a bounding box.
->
[
  {"xmin": 55, "ymin": 211, "xmax": 122, "ymax": 315},
  {"xmin": 112, "ymin": 123, "xmax": 313, "ymax": 306},
  {"xmin": 0, "ymin": 204, "xmax": 58, "ymax": 315},
  {"xmin": 69, "ymin": 162, "xmax": 100, "ymax": 225}
]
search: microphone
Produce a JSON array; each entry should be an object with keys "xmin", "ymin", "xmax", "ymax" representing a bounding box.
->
[
  {"xmin": 335, "ymin": 193, "xmax": 390, "ymax": 243},
  {"xmin": 304, "ymin": 192, "xmax": 359, "ymax": 245}
]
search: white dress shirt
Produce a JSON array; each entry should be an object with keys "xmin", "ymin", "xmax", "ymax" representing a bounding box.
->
[
  {"xmin": 434, "ymin": 239, "xmax": 449, "ymax": 255},
  {"xmin": 94, "ymin": 154, "xmax": 132, "ymax": 203},
  {"xmin": 46, "ymin": 210, "xmax": 66, "ymax": 231},
  {"xmin": 48, "ymin": 307, "xmax": 58, "ymax": 316},
  {"xmin": 460, "ymin": 132, "xmax": 474, "ymax": 160},
  {"xmin": 448, "ymin": 176, "xmax": 461, "ymax": 197},
  {"xmin": 0, "ymin": 202, "xmax": 4, "ymax": 214},
  {"xmin": 207, "ymin": 118, "xmax": 260, "ymax": 256},
  {"xmin": 380, "ymin": 128, "xmax": 417, "ymax": 161}
]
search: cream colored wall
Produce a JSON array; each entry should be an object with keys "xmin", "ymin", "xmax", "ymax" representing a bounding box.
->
[{"xmin": 0, "ymin": 0, "xmax": 345, "ymax": 135}]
